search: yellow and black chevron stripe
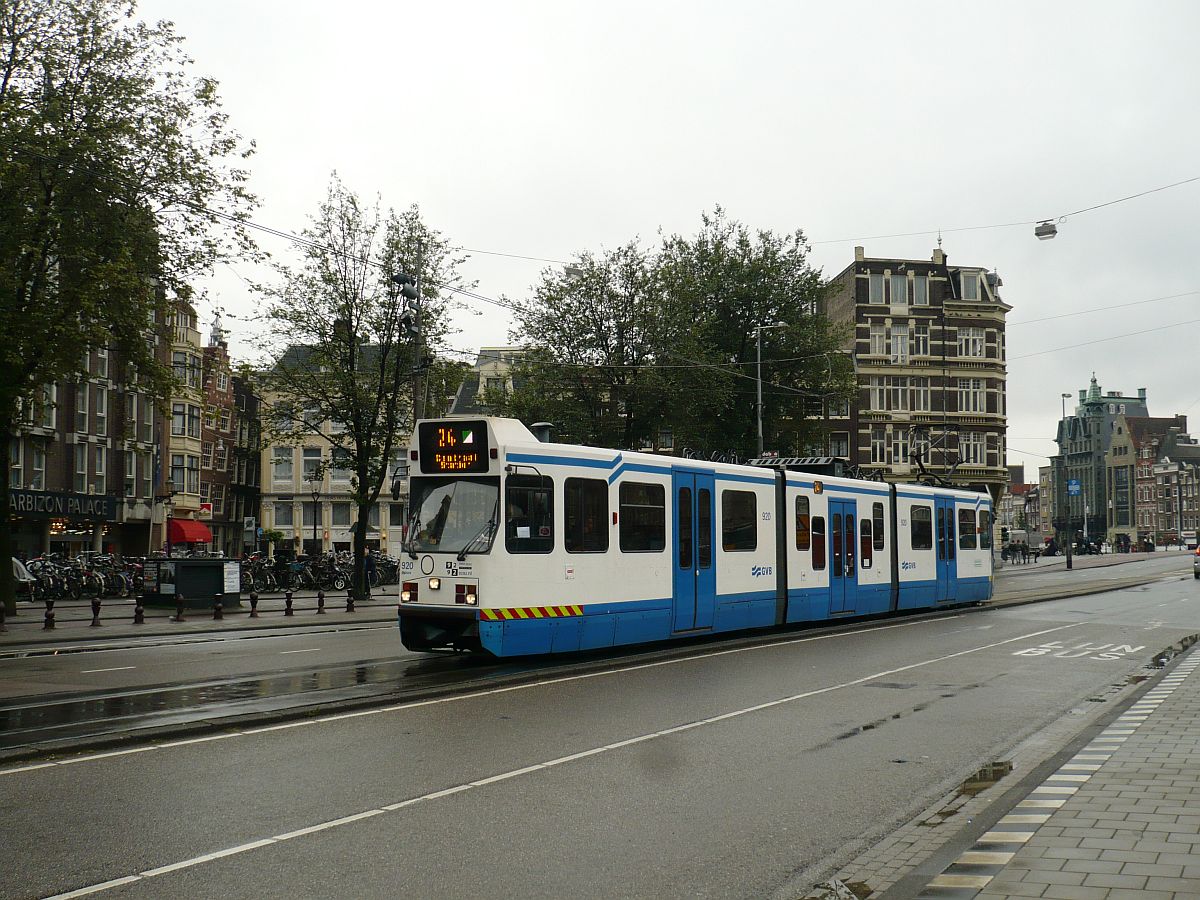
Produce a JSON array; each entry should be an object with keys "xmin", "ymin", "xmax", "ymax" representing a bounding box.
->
[{"xmin": 479, "ymin": 605, "xmax": 584, "ymax": 621}]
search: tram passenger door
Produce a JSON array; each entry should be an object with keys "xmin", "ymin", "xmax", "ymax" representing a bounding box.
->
[
  {"xmin": 672, "ymin": 472, "xmax": 716, "ymax": 632},
  {"xmin": 935, "ymin": 498, "xmax": 956, "ymax": 602},
  {"xmin": 829, "ymin": 499, "xmax": 858, "ymax": 615}
]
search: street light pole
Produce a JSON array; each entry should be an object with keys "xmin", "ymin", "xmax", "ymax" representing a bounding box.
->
[
  {"xmin": 1060, "ymin": 392, "xmax": 1073, "ymax": 571},
  {"xmin": 309, "ymin": 477, "xmax": 320, "ymax": 557},
  {"xmin": 755, "ymin": 322, "xmax": 786, "ymax": 457}
]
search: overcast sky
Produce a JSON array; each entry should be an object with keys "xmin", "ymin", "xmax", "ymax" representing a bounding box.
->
[{"xmin": 137, "ymin": 0, "xmax": 1200, "ymax": 471}]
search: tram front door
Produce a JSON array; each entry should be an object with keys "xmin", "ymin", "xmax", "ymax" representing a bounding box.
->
[{"xmin": 672, "ymin": 471, "xmax": 715, "ymax": 632}]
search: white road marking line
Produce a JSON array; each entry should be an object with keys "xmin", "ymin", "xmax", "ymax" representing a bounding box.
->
[
  {"xmin": 79, "ymin": 666, "xmax": 136, "ymax": 674},
  {"xmin": 4, "ymin": 613, "xmax": 1056, "ymax": 778},
  {"xmin": 37, "ymin": 623, "xmax": 1087, "ymax": 896},
  {"xmin": 279, "ymin": 649, "xmax": 321, "ymax": 654}
]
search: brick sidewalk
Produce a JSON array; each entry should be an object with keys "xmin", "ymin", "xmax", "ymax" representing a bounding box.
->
[{"xmin": 917, "ymin": 650, "xmax": 1200, "ymax": 899}]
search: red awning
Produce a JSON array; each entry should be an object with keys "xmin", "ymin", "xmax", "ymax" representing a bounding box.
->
[{"xmin": 168, "ymin": 518, "xmax": 213, "ymax": 544}]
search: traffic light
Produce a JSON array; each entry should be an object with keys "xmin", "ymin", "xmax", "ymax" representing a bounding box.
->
[
  {"xmin": 392, "ymin": 272, "xmax": 418, "ymax": 300},
  {"xmin": 1000, "ymin": 526, "xmax": 1009, "ymax": 544}
]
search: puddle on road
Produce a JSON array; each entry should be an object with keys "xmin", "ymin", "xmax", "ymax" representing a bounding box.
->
[{"xmin": 919, "ymin": 760, "xmax": 1013, "ymax": 827}]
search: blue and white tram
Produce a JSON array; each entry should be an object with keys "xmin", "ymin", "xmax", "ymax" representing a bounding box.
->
[{"xmin": 397, "ymin": 417, "xmax": 994, "ymax": 657}]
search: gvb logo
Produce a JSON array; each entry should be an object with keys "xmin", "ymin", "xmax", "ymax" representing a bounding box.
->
[{"xmin": 751, "ymin": 565, "xmax": 773, "ymax": 578}]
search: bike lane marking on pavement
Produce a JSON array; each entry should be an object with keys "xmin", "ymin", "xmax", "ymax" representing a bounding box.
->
[
  {"xmin": 78, "ymin": 666, "xmax": 136, "ymax": 674},
  {"xmin": 39, "ymin": 622, "xmax": 1086, "ymax": 899},
  {"xmin": 917, "ymin": 653, "xmax": 1200, "ymax": 899}
]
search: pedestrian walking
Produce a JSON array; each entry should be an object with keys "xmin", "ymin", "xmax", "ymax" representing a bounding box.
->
[{"xmin": 1020, "ymin": 541, "xmax": 1029, "ymax": 564}]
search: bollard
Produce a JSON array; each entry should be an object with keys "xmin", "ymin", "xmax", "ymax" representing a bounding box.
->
[
  {"xmin": 174, "ymin": 594, "xmax": 186, "ymax": 622},
  {"xmin": 43, "ymin": 598, "xmax": 55, "ymax": 631},
  {"xmin": 90, "ymin": 597, "xmax": 102, "ymax": 627},
  {"xmin": 213, "ymin": 593, "xmax": 224, "ymax": 621},
  {"xmin": 316, "ymin": 590, "xmax": 325, "ymax": 614},
  {"xmin": 133, "ymin": 599, "xmax": 145, "ymax": 625},
  {"xmin": 249, "ymin": 591, "xmax": 259, "ymax": 618},
  {"xmin": 346, "ymin": 589, "xmax": 355, "ymax": 613},
  {"xmin": 284, "ymin": 591, "xmax": 294, "ymax": 617}
]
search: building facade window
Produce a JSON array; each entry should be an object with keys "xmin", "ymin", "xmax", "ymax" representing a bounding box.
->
[
  {"xmin": 172, "ymin": 403, "xmax": 186, "ymax": 436},
  {"xmin": 890, "ymin": 325, "xmax": 909, "ymax": 363},
  {"xmin": 125, "ymin": 451, "xmax": 136, "ymax": 497},
  {"xmin": 93, "ymin": 445, "xmax": 105, "ymax": 495},
  {"xmin": 31, "ymin": 443, "xmax": 45, "ymax": 490},
  {"xmin": 868, "ymin": 377, "xmax": 886, "ymax": 411},
  {"xmin": 888, "ymin": 376, "xmax": 908, "ymax": 411},
  {"xmin": 96, "ymin": 347, "xmax": 108, "ymax": 378},
  {"xmin": 958, "ymin": 378, "xmax": 985, "ymax": 413},
  {"xmin": 74, "ymin": 444, "xmax": 87, "ymax": 492},
  {"xmin": 274, "ymin": 502, "xmax": 294, "ymax": 527},
  {"xmin": 827, "ymin": 398, "xmax": 850, "ymax": 418},
  {"xmin": 829, "ymin": 433, "xmax": 849, "ymax": 457},
  {"xmin": 869, "ymin": 273, "xmax": 884, "ymax": 304},
  {"xmin": 170, "ymin": 453, "xmax": 185, "ymax": 491},
  {"xmin": 9, "ymin": 439, "xmax": 22, "ymax": 489},
  {"xmin": 957, "ymin": 327, "xmax": 985, "ymax": 358},
  {"xmin": 95, "ymin": 386, "xmax": 107, "ymax": 436},
  {"xmin": 186, "ymin": 455, "xmax": 200, "ymax": 493},
  {"xmin": 303, "ymin": 447, "xmax": 322, "ymax": 481},
  {"xmin": 39, "ymin": 384, "xmax": 56, "ymax": 429},
  {"xmin": 911, "ymin": 377, "xmax": 931, "ymax": 412},
  {"xmin": 141, "ymin": 450, "xmax": 152, "ymax": 498},
  {"xmin": 273, "ymin": 447, "xmax": 294, "ymax": 482},
  {"xmin": 913, "ymin": 275, "xmax": 928, "ymax": 306},
  {"xmin": 960, "ymin": 271, "xmax": 979, "ymax": 300},
  {"xmin": 890, "ymin": 428, "xmax": 909, "ymax": 466},
  {"xmin": 869, "ymin": 323, "xmax": 887, "ymax": 356},
  {"xmin": 959, "ymin": 431, "xmax": 985, "ymax": 464},
  {"xmin": 890, "ymin": 274, "xmax": 907, "ymax": 308},
  {"xmin": 870, "ymin": 427, "xmax": 887, "ymax": 464},
  {"xmin": 913, "ymin": 323, "xmax": 929, "ymax": 356},
  {"xmin": 76, "ymin": 384, "xmax": 88, "ymax": 432},
  {"xmin": 201, "ymin": 441, "xmax": 214, "ymax": 469},
  {"xmin": 187, "ymin": 404, "xmax": 201, "ymax": 438}
]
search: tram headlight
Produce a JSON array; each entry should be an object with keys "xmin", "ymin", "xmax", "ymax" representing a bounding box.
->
[
  {"xmin": 465, "ymin": 592, "xmax": 477, "ymax": 606},
  {"xmin": 429, "ymin": 577, "xmax": 441, "ymax": 590}
]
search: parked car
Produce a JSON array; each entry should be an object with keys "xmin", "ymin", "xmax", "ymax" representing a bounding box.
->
[
  {"xmin": 12, "ymin": 557, "xmax": 36, "ymax": 599},
  {"xmin": 1193, "ymin": 547, "xmax": 1200, "ymax": 579}
]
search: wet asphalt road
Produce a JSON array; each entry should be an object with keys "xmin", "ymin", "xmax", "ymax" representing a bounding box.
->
[{"xmin": 4, "ymin": 573, "xmax": 1199, "ymax": 899}]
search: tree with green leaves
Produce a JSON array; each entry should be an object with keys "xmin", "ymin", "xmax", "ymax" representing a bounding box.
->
[
  {"xmin": 500, "ymin": 209, "xmax": 853, "ymax": 458},
  {"xmin": 0, "ymin": 0, "xmax": 255, "ymax": 612},
  {"xmin": 256, "ymin": 175, "xmax": 469, "ymax": 601}
]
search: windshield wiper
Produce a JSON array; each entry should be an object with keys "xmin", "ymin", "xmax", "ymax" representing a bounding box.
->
[
  {"xmin": 404, "ymin": 514, "xmax": 421, "ymax": 559},
  {"xmin": 456, "ymin": 518, "xmax": 496, "ymax": 561}
]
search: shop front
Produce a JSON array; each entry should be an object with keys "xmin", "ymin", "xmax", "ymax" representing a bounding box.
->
[{"xmin": 8, "ymin": 489, "xmax": 118, "ymax": 558}]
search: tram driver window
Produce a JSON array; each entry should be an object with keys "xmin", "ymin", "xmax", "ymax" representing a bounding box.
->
[
  {"xmin": 565, "ymin": 478, "xmax": 608, "ymax": 553},
  {"xmin": 722, "ymin": 490, "xmax": 757, "ymax": 551},
  {"xmin": 958, "ymin": 508, "xmax": 977, "ymax": 550},
  {"xmin": 506, "ymin": 474, "xmax": 554, "ymax": 553},
  {"xmin": 619, "ymin": 482, "xmax": 665, "ymax": 552},
  {"xmin": 911, "ymin": 506, "xmax": 933, "ymax": 550}
]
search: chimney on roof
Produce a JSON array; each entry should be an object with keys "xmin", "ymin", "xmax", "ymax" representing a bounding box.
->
[
  {"xmin": 932, "ymin": 248, "xmax": 945, "ymax": 265},
  {"xmin": 854, "ymin": 246, "xmax": 865, "ymax": 262},
  {"xmin": 1138, "ymin": 387, "xmax": 1147, "ymax": 400}
]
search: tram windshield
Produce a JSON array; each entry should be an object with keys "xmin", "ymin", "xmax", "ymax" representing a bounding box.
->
[{"xmin": 406, "ymin": 476, "xmax": 500, "ymax": 556}]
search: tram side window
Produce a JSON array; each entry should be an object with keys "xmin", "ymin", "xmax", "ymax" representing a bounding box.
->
[
  {"xmin": 911, "ymin": 506, "xmax": 933, "ymax": 550},
  {"xmin": 958, "ymin": 508, "xmax": 977, "ymax": 550},
  {"xmin": 722, "ymin": 490, "xmax": 757, "ymax": 551},
  {"xmin": 506, "ymin": 474, "xmax": 554, "ymax": 554},
  {"xmin": 979, "ymin": 510, "xmax": 993, "ymax": 549},
  {"xmin": 565, "ymin": 478, "xmax": 608, "ymax": 553},
  {"xmin": 795, "ymin": 496, "xmax": 810, "ymax": 550},
  {"xmin": 860, "ymin": 518, "xmax": 873, "ymax": 568},
  {"xmin": 619, "ymin": 482, "xmax": 665, "ymax": 552},
  {"xmin": 872, "ymin": 502, "xmax": 885, "ymax": 551},
  {"xmin": 811, "ymin": 516, "xmax": 826, "ymax": 570}
]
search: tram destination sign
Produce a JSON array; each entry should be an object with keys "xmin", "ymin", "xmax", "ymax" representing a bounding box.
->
[
  {"xmin": 9, "ymin": 489, "xmax": 117, "ymax": 521},
  {"xmin": 418, "ymin": 420, "xmax": 490, "ymax": 474}
]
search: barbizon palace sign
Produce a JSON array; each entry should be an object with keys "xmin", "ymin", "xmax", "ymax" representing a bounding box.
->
[{"xmin": 10, "ymin": 490, "xmax": 117, "ymax": 521}]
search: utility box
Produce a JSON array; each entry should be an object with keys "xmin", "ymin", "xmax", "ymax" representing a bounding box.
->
[{"xmin": 143, "ymin": 558, "xmax": 242, "ymax": 609}]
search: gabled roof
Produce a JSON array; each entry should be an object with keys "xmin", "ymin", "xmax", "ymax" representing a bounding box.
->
[{"xmin": 1124, "ymin": 415, "xmax": 1188, "ymax": 448}]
